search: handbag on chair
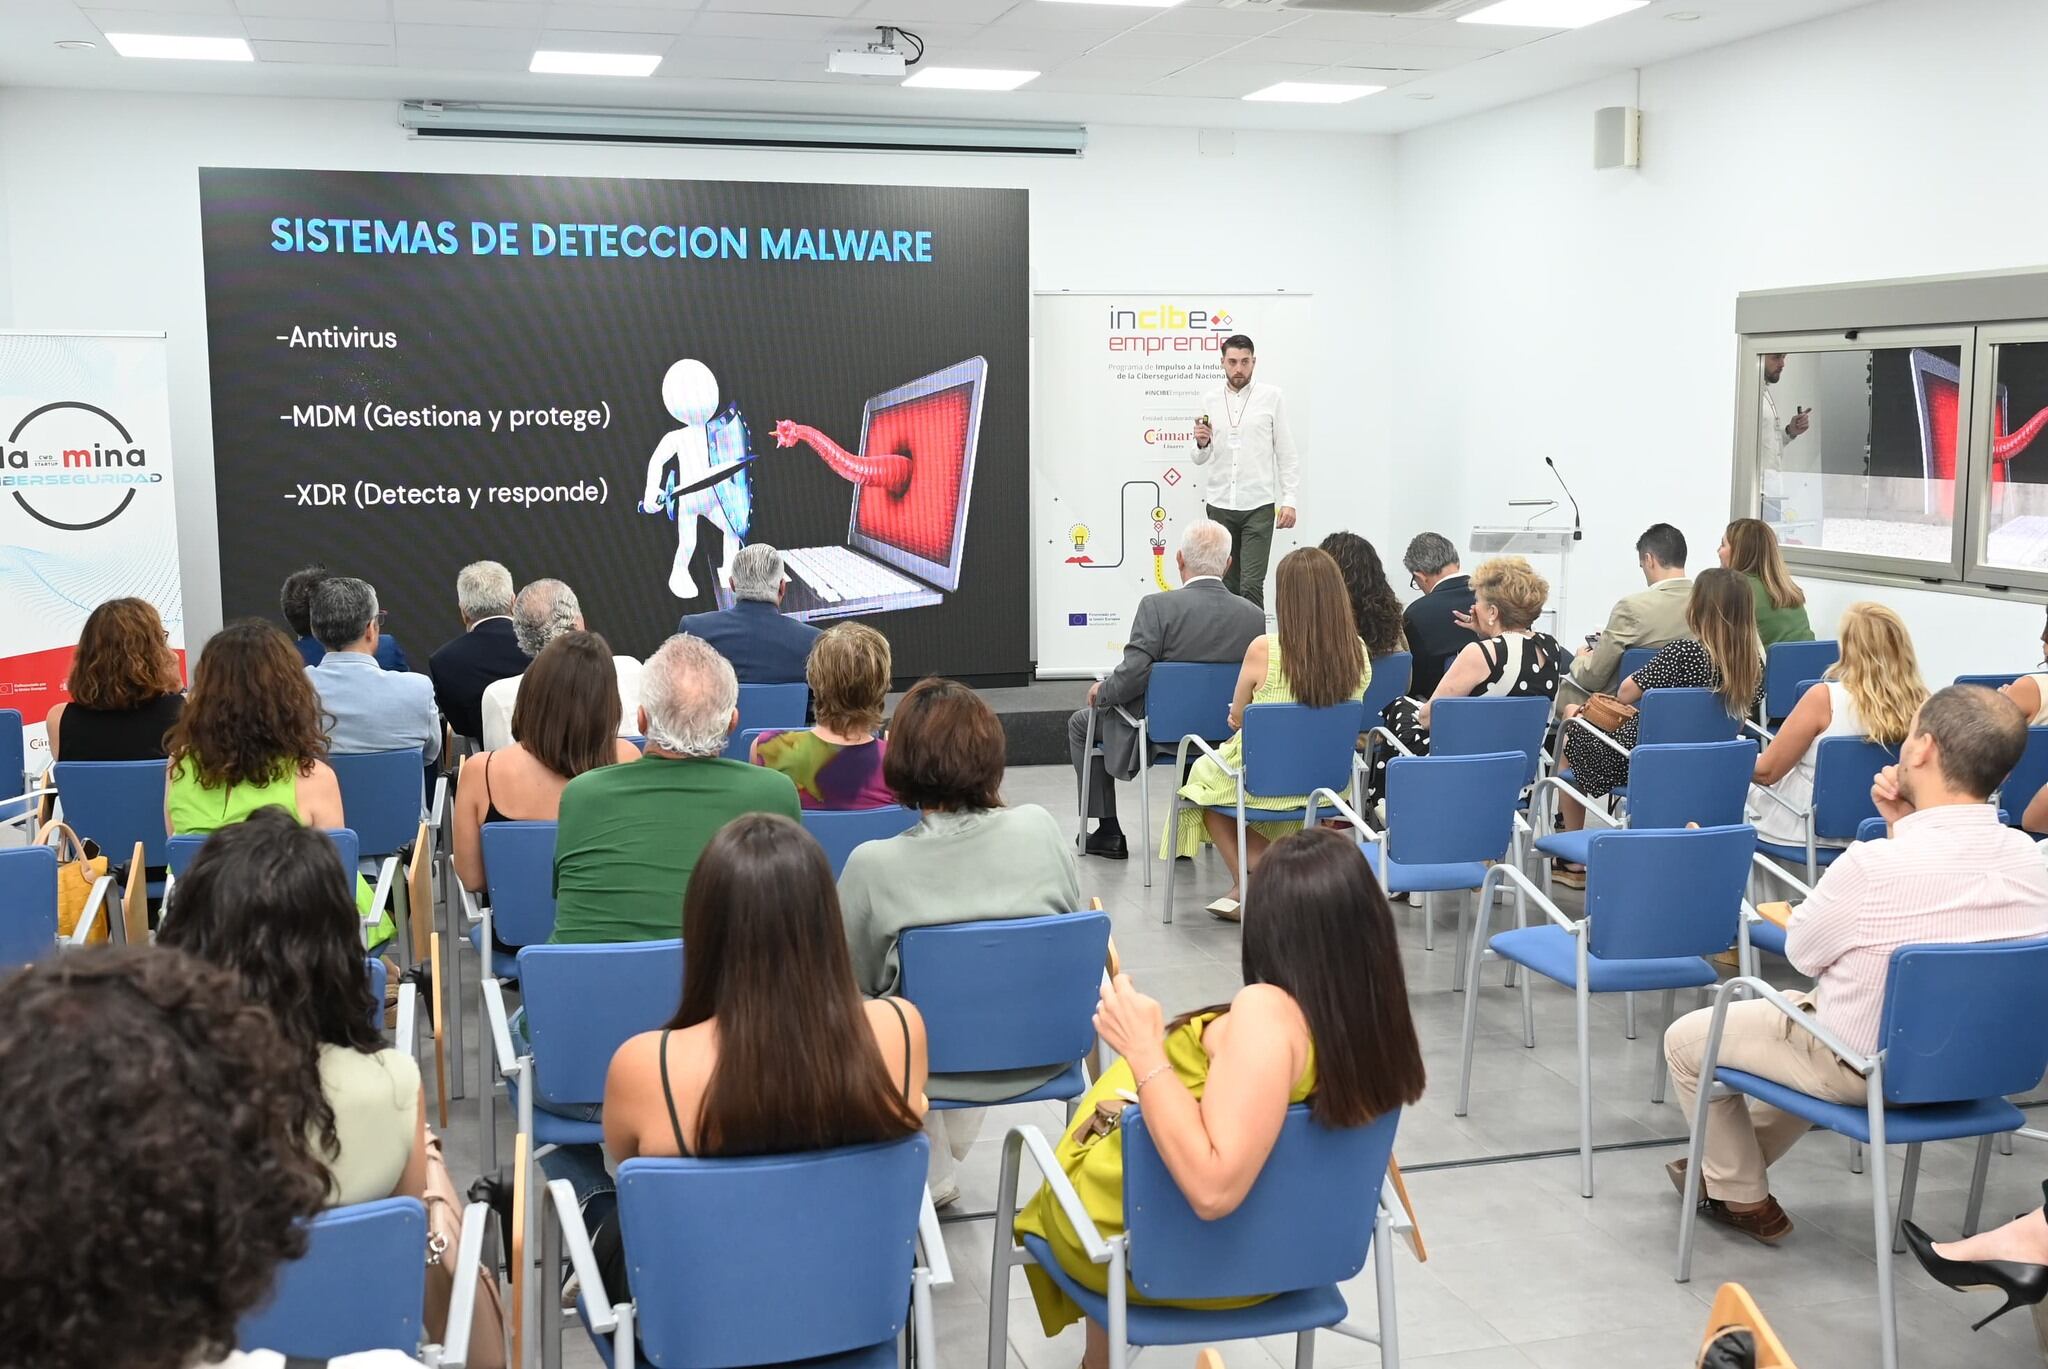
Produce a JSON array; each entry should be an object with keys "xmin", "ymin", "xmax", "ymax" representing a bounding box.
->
[
  {"xmin": 36, "ymin": 820, "xmax": 108, "ymax": 944},
  {"xmin": 1579, "ymin": 692, "xmax": 1639, "ymax": 735}
]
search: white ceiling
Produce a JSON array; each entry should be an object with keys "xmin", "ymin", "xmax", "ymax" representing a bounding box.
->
[{"xmin": 0, "ymin": 0, "xmax": 1878, "ymax": 135}]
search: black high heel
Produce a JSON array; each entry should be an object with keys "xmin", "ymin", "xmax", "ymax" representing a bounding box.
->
[{"xmin": 1901, "ymin": 1220, "xmax": 2048, "ymax": 1331}]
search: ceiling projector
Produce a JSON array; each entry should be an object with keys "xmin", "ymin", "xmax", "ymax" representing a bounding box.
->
[{"xmin": 829, "ymin": 29, "xmax": 908, "ymax": 77}]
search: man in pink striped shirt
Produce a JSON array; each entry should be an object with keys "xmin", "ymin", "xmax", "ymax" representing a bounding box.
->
[{"xmin": 1666, "ymin": 685, "xmax": 2048, "ymax": 1244}]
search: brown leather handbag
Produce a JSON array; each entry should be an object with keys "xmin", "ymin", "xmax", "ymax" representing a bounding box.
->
[{"xmin": 1580, "ymin": 692, "xmax": 1639, "ymax": 734}]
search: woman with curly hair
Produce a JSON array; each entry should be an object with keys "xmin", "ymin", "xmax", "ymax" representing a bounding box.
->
[
  {"xmin": 45, "ymin": 596, "xmax": 185, "ymax": 762},
  {"xmin": 1318, "ymin": 531, "xmax": 1407, "ymax": 659},
  {"xmin": 0, "ymin": 944, "xmax": 423, "ymax": 1368}
]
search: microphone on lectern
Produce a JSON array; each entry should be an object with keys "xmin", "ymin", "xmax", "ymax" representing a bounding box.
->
[{"xmin": 1545, "ymin": 457, "xmax": 1583, "ymax": 542}]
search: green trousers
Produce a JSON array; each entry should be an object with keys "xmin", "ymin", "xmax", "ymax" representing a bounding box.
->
[{"xmin": 1207, "ymin": 503, "xmax": 1276, "ymax": 607}]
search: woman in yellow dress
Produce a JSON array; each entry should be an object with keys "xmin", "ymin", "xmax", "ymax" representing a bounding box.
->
[
  {"xmin": 1166, "ymin": 547, "xmax": 1370, "ymax": 918},
  {"xmin": 1014, "ymin": 827, "xmax": 1426, "ymax": 1368}
]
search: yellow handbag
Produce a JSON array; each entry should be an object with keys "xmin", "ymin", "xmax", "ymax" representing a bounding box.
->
[{"xmin": 36, "ymin": 819, "xmax": 109, "ymax": 943}]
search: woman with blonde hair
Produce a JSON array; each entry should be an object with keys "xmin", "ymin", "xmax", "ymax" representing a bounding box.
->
[
  {"xmin": 1720, "ymin": 518, "xmax": 1814, "ymax": 646},
  {"xmin": 1167, "ymin": 547, "xmax": 1369, "ymax": 919},
  {"xmin": 750, "ymin": 622, "xmax": 894, "ymax": 809},
  {"xmin": 1751, "ymin": 602, "xmax": 1926, "ymax": 849}
]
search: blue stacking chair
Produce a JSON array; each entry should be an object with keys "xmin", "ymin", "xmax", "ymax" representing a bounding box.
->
[
  {"xmin": 1675, "ymin": 939, "xmax": 2048, "ymax": 1369},
  {"xmin": 1361, "ymin": 650, "xmax": 1413, "ymax": 721},
  {"xmin": 51, "ymin": 758, "xmax": 169, "ymax": 889},
  {"xmin": 0, "ymin": 708, "xmax": 31, "ymax": 836},
  {"xmin": 1536, "ymin": 739, "xmax": 1757, "ymax": 869},
  {"xmin": 898, "ymin": 910, "xmax": 1111, "ymax": 1112},
  {"xmin": 721, "ymin": 682, "xmax": 809, "ymax": 759},
  {"xmin": 165, "ymin": 827, "xmax": 359, "ymax": 896},
  {"xmin": 993, "ymin": 1104, "xmax": 1406, "ymax": 1369},
  {"xmin": 1751, "ymin": 735, "xmax": 1896, "ymax": 882},
  {"xmin": 1079, "ymin": 660, "xmax": 1241, "ymax": 890},
  {"xmin": 1997, "ymin": 726, "xmax": 2048, "ymax": 828},
  {"xmin": 1459, "ymin": 824, "xmax": 1757, "ymax": 1197},
  {"xmin": 463, "ymin": 819, "xmax": 558, "ymax": 1159},
  {"xmin": 1362, "ymin": 751, "xmax": 1525, "ymax": 970},
  {"xmin": 0, "ymin": 846, "xmax": 61, "ymax": 968},
  {"xmin": 1764, "ymin": 640, "xmax": 1839, "ymax": 723},
  {"xmin": 1742, "ymin": 816, "xmax": 1891, "ymax": 964},
  {"xmin": 1618, "ymin": 645, "xmax": 1661, "ymax": 683},
  {"xmin": 802, "ymin": 805, "xmax": 921, "ymax": 879},
  {"xmin": 728, "ymin": 726, "xmax": 771, "ymax": 761},
  {"xmin": 1431, "ymin": 695, "xmax": 1553, "ymax": 788},
  {"xmin": 546, "ymin": 1135, "xmax": 946, "ymax": 1369},
  {"xmin": 1164, "ymin": 699, "xmax": 1365, "ymax": 923},
  {"xmin": 329, "ymin": 748, "xmax": 427, "ymax": 958},
  {"xmin": 1955, "ymin": 672, "xmax": 2023, "ymax": 691}
]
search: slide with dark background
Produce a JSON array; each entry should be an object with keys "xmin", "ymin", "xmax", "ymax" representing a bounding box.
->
[{"xmin": 198, "ymin": 168, "xmax": 1029, "ymax": 682}]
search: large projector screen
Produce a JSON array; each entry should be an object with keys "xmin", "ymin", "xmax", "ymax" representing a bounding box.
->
[{"xmin": 198, "ymin": 168, "xmax": 1029, "ymax": 682}]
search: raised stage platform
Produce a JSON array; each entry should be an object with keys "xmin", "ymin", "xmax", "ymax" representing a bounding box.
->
[{"xmin": 885, "ymin": 677, "xmax": 1091, "ymax": 769}]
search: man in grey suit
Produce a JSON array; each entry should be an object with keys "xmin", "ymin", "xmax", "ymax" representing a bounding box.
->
[{"xmin": 1069, "ymin": 520, "xmax": 1267, "ymax": 859}]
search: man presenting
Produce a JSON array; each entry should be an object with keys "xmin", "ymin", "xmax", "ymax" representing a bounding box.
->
[
  {"xmin": 1759, "ymin": 351, "xmax": 1812, "ymax": 523},
  {"xmin": 1191, "ymin": 334, "xmax": 1299, "ymax": 608}
]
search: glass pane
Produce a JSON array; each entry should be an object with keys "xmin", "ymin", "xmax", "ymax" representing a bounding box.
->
[
  {"xmin": 1759, "ymin": 345, "xmax": 1961, "ymax": 564},
  {"xmin": 1979, "ymin": 340, "xmax": 2048, "ymax": 572}
]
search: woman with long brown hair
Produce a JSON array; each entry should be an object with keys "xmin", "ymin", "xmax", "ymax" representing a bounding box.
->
[
  {"xmin": 46, "ymin": 597, "xmax": 184, "ymax": 762},
  {"xmin": 1317, "ymin": 531, "xmax": 1406, "ymax": 658},
  {"xmin": 1719, "ymin": 518, "xmax": 1814, "ymax": 646},
  {"xmin": 1166, "ymin": 547, "xmax": 1369, "ymax": 919},
  {"xmin": 1014, "ymin": 828, "xmax": 1425, "ymax": 1369}
]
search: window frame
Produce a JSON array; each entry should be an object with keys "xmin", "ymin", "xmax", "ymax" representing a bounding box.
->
[{"xmin": 1963, "ymin": 323, "xmax": 2048, "ymax": 595}]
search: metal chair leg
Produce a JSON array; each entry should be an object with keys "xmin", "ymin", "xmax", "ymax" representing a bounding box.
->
[
  {"xmin": 1624, "ymin": 992, "xmax": 1638, "ymax": 1041},
  {"xmin": 1452, "ymin": 892, "xmax": 1469, "ymax": 994},
  {"xmin": 1420, "ymin": 891, "xmax": 1434, "ymax": 952},
  {"xmin": 1163, "ymin": 789, "xmax": 1183, "ymax": 925},
  {"xmin": 1139, "ymin": 755, "xmax": 1153, "ymax": 890},
  {"xmin": 1866, "ymin": 1087, "xmax": 1900, "ymax": 1369},
  {"xmin": 1574, "ymin": 946, "xmax": 1594, "ymax": 1199},
  {"xmin": 441, "ymin": 854, "xmax": 467, "ymax": 1103},
  {"xmin": 1519, "ymin": 963, "xmax": 1535, "ymax": 1049},
  {"xmin": 2001, "ymin": 1132, "xmax": 2016, "ymax": 1157},
  {"xmin": 1373, "ymin": 1201, "xmax": 1400, "ymax": 1369},
  {"xmin": 1652, "ymin": 989, "xmax": 1675, "ymax": 1105},
  {"xmin": 1294, "ymin": 1329, "xmax": 1316, "ymax": 1369},
  {"xmin": 1850, "ymin": 1139, "xmax": 1864, "ymax": 1174},
  {"xmin": 1892, "ymin": 1142, "xmax": 1922, "ymax": 1253},
  {"xmin": 1965, "ymin": 1134, "xmax": 1995, "ymax": 1236}
]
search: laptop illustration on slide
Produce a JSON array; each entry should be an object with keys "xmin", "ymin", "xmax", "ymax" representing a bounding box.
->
[{"xmin": 722, "ymin": 356, "xmax": 987, "ymax": 621}]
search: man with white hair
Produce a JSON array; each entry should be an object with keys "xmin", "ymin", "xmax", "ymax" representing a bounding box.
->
[
  {"xmin": 550, "ymin": 634, "xmax": 799, "ymax": 944},
  {"xmin": 679, "ymin": 542, "xmax": 823, "ymax": 684},
  {"xmin": 1066, "ymin": 519, "xmax": 1265, "ymax": 859},
  {"xmin": 427, "ymin": 560, "xmax": 528, "ymax": 743},
  {"xmin": 479, "ymin": 578, "xmax": 644, "ymax": 752}
]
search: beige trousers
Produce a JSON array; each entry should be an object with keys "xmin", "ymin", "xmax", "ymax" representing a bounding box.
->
[{"xmin": 1664, "ymin": 991, "xmax": 1868, "ymax": 1204}]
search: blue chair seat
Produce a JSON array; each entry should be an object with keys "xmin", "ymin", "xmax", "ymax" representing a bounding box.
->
[
  {"xmin": 1749, "ymin": 920, "xmax": 1787, "ymax": 958},
  {"xmin": 467, "ymin": 922, "xmax": 520, "ymax": 980},
  {"xmin": 1490, "ymin": 926, "xmax": 1718, "ymax": 993},
  {"xmin": 1017, "ymin": 1235, "xmax": 1349, "ymax": 1345},
  {"xmin": 507, "ymin": 1077, "xmax": 604, "ymax": 1148},
  {"xmin": 577, "ymin": 1299, "xmax": 897, "ymax": 1369},
  {"xmin": 1359, "ymin": 842, "xmax": 1489, "ymax": 894},
  {"xmin": 1755, "ymin": 839, "xmax": 1849, "ymax": 870},
  {"xmin": 1201, "ymin": 802, "xmax": 1320, "ymax": 824},
  {"xmin": 1532, "ymin": 830, "xmax": 1596, "ymax": 866},
  {"xmin": 928, "ymin": 1061, "xmax": 1088, "ymax": 1111},
  {"xmin": 1716, "ymin": 1069, "xmax": 2025, "ymax": 1145}
]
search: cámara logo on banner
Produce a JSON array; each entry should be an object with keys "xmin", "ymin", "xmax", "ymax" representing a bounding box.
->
[{"xmin": 2, "ymin": 400, "xmax": 162, "ymax": 532}]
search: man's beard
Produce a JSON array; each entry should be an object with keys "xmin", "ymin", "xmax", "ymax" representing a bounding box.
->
[{"xmin": 1227, "ymin": 375, "xmax": 1250, "ymax": 390}]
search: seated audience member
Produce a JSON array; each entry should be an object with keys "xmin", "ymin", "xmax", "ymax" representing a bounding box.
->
[
  {"xmin": 451, "ymin": 630, "xmax": 639, "ymax": 896},
  {"xmin": 480, "ymin": 578, "xmax": 642, "ymax": 752},
  {"xmin": 839, "ymin": 676, "xmax": 1080, "ymax": 1205},
  {"xmin": 679, "ymin": 543, "xmax": 821, "ymax": 685},
  {"xmin": 283, "ymin": 562, "xmax": 409, "ymax": 672},
  {"xmin": 1321, "ymin": 530, "xmax": 1408, "ymax": 659},
  {"xmin": 1014, "ymin": 828, "xmax": 1425, "ymax": 1367},
  {"xmin": 1752, "ymin": 602, "xmax": 1925, "ymax": 850},
  {"xmin": 0, "ymin": 946, "xmax": 425, "ymax": 1369},
  {"xmin": 1906, "ymin": 1190, "xmax": 2048, "ymax": 1336},
  {"xmin": 1557, "ymin": 523, "xmax": 1694, "ymax": 708},
  {"xmin": 45, "ymin": 596, "xmax": 184, "ymax": 762},
  {"xmin": 1553, "ymin": 568, "xmax": 1764, "ymax": 886},
  {"xmin": 427, "ymin": 559, "xmax": 528, "ymax": 744},
  {"xmin": 160, "ymin": 808, "xmax": 425, "ymax": 1207},
  {"xmin": 1374, "ymin": 556, "xmax": 1559, "ymax": 796},
  {"xmin": 1168, "ymin": 547, "xmax": 1368, "ymax": 920},
  {"xmin": 1068, "ymin": 520, "xmax": 1265, "ymax": 859},
  {"xmin": 552, "ymin": 634, "xmax": 799, "ymax": 945},
  {"xmin": 1720, "ymin": 517, "xmax": 1814, "ymax": 646},
  {"xmin": 1666, "ymin": 686, "xmax": 2048, "ymax": 1244},
  {"xmin": 305, "ymin": 576, "xmax": 444, "ymax": 766},
  {"xmin": 2001, "ymin": 607, "xmax": 2048, "ymax": 723},
  {"xmin": 1399, "ymin": 532, "xmax": 1479, "ymax": 697},
  {"xmin": 751, "ymin": 621, "xmax": 894, "ymax": 809}
]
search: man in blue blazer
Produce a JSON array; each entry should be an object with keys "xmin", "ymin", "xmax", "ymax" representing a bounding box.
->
[{"xmin": 679, "ymin": 543, "xmax": 821, "ymax": 684}]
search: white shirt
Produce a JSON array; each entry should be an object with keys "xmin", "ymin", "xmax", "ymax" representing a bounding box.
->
[
  {"xmin": 480, "ymin": 654, "xmax": 644, "ymax": 753},
  {"xmin": 1192, "ymin": 380, "xmax": 1299, "ymax": 511},
  {"xmin": 1759, "ymin": 384, "xmax": 1801, "ymax": 498}
]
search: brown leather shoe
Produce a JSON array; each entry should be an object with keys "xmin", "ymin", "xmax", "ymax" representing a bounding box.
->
[{"xmin": 1668, "ymin": 1158, "xmax": 1794, "ymax": 1244}]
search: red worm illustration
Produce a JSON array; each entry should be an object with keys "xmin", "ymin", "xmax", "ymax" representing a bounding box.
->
[
  {"xmin": 1996, "ymin": 407, "xmax": 2048, "ymax": 465},
  {"xmin": 773, "ymin": 418, "xmax": 912, "ymax": 494}
]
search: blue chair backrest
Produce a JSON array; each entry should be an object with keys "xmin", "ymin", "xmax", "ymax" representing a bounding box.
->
[
  {"xmin": 516, "ymin": 939, "xmax": 683, "ymax": 1108},
  {"xmin": 327, "ymin": 749, "xmax": 424, "ymax": 858},
  {"xmin": 1123, "ymin": 1103, "xmax": 1398, "ymax": 1300},
  {"xmin": 167, "ymin": 827, "xmax": 359, "ymax": 898},
  {"xmin": 0, "ymin": 846, "xmax": 57, "ymax": 970},
  {"xmin": 1584, "ymin": 824, "xmax": 1755, "ymax": 961},
  {"xmin": 1814, "ymin": 737, "xmax": 1898, "ymax": 842},
  {"xmin": 897, "ymin": 911, "xmax": 1111, "ymax": 1074},
  {"xmin": 1857, "ymin": 816, "xmax": 1888, "ymax": 843},
  {"xmin": 1878, "ymin": 938, "xmax": 2048, "ymax": 1105},
  {"xmin": 1430, "ymin": 695, "xmax": 1553, "ymax": 789},
  {"xmin": 238, "ymin": 1197, "xmax": 426, "ymax": 1356},
  {"xmin": 1361, "ymin": 652, "xmax": 1413, "ymax": 720},
  {"xmin": 1241, "ymin": 700, "xmax": 1366, "ymax": 800},
  {"xmin": 52, "ymin": 759, "xmax": 169, "ymax": 868},
  {"xmin": 1637, "ymin": 687, "xmax": 1744, "ymax": 746},
  {"xmin": 1955, "ymin": 673, "xmax": 2022, "ymax": 691},
  {"xmin": 1624, "ymin": 741, "xmax": 1758, "ymax": 831},
  {"xmin": 724, "ymin": 683, "xmax": 810, "ymax": 758},
  {"xmin": 1766, "ymin": 640, "xmax": 1839, "ymax": 720},
  {"xmin": 1384, "ymin": 751, "xmax": 1524, "ymax": 866},
  {"xmin": 1619, "ymin": 646, "xmax": 1660, "ymax": 682},
  {"xmin": 366, "ymin": 955, "xmax": 389, "ymax": 1029},
  {"xmin": 1143, "ymin": 661, "xmax": 1242, "ymax": 749},
  {"xmin": 0, "ymin": 708, "xmax": 22, "ymax": 804},
  {"xmin": 1999, "ymin": 727, "xmax": 2048, "ymax": 828},
  {"xmin": 802, "ymin": 805, "xmax": 920, "ymax": 880},
  {"xmin": 730, "ymin": 727, "xmax": 772, "ymax": 761},
  {"xmin": 480, "ymin": 820, "xmax": 558, "ymax": 947},
  {"xmin": 617, "ymin": 1135, "xmax": 928, "ymax": 1367}
]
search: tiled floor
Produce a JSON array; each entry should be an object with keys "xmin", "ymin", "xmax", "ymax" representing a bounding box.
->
[{"xmin": 436, "ymin": 764, "xmax": 2048, "ymax": 1368}]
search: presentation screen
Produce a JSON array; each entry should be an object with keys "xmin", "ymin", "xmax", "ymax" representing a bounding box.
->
[{"xmin": 197, "ymin": 168, "xmax": 1029, "ymax": 681}]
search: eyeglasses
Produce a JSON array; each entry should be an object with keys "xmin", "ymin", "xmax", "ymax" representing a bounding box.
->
[
  {"xmin": 374, "ymin": 610, "xmax": 390, "ymax": 627},
  {"xmin": 1408, "ymin": 573, "xmax": 1423, "ymax": 591}
]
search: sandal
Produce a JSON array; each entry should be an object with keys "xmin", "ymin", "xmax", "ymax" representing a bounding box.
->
[{"xmin": 1551, "ymin": 861, "xmax": 1586, "ymax": 890}]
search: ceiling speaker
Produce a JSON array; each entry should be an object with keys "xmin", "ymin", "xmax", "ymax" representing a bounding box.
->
[{"xmin": 1594, "ymin": 105, "xmax": 1641, "ymax": 170}]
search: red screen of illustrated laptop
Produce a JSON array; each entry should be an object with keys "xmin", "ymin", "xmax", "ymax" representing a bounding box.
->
[{"xmin": 853, "ymin": 382, "xmax": 974, "ymax": 566}]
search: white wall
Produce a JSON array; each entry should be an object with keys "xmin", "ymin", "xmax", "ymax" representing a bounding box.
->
[
  {"xmin": 0, "ymin": 89, "xmax": 1395, "ymax": 647},
  {"xmin": 1390, "ymin": 0, "xmax": 2048, "ymax": 683}
]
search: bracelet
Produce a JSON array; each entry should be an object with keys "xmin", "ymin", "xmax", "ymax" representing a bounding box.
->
[{"xmin": 1132, "ymin": 1061, "xmax": 1174, "ymax": 1093}]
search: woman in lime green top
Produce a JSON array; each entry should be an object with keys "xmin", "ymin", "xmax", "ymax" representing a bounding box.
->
[
  {"xmin": 163, "ymin": 621, "xmax": 381, "ymax": 936},
  {"xmin": 1013, "ymin": 829, "xmax": 1426, "ymax": 1364},
  {"xmin": 1168, "ymin": 548, "xmax": 1370, "ymax": 917},
  {"xmin": 1721, "ymin": 518, "xmax": 1814, "ymax": 646}
]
